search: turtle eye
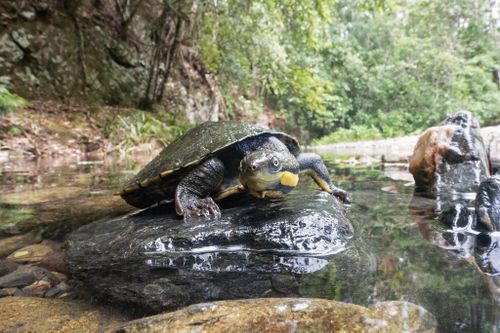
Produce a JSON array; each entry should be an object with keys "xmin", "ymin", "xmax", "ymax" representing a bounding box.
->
[{"xmin": 271, "ymin": 156, "xmax": 280, "ymax": 169}]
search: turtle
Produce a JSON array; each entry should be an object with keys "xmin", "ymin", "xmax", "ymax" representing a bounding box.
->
[{"xmin": 119, "ymin": 121, "xmax": 348, "ymax": 220}]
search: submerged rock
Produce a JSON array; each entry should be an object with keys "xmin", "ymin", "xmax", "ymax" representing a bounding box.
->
[
  {"xmin": 0, "ymin": 231, "xmax": 42, "ymax": 258},
  {"xmin": 6, "ymin": 240, "xmax": 68, "ymax": 273},
  {"xmin": 0, "ymin": 259, "xmax": 18, "ymax": 276},
  {"xmin": 7, "ymin": 240, "xmax": 60, "ymax": 264},
  {"xmin": 115, "ymin": 298, "xmax": 436, "ymax": 333},
  {"xmin": 67, "ymin": 190, "xmax": 356, "ymax": 312},
  {"xmin": 0, "ymin": 297, "xmax": 128, "ymax": 332},
  {"xmin": 0, "ymin": 265, "xmax": 58, "ymax": 289},
  {"xmin": 409, "ymin": 111, "xmax": 490, "ymax": 196}
]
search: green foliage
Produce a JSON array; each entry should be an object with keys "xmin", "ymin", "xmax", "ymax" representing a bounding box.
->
[
  {"xmin": 195, "ymin": 0, "xmax": 500, "ymax": 140},
  {"xmin": 0, "ymin": 87, "xmax": 28, "ymax": 115},
  {"xmin": 106, "ymin": 111, "xmax": 190, "ymax": 148}
]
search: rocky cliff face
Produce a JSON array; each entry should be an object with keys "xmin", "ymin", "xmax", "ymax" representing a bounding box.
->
[{"xmin": 0, "ymin": 0, "xmax": 221, "ymax": 122}]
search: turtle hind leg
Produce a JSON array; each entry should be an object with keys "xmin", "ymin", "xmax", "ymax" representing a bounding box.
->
[
  {"xmin": 175, "ymin": 157, "xmax": 225, "ymax": 220},
  {"xmin": 297, "ymin": 153, "xmax": 350, "ymax": 203}
]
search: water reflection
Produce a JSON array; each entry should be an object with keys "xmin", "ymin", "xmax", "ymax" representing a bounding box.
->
[
  {"xmin": 325, "ymin": 160, "xmax": 498, "ymax": 333},
  {"xmin": 145, "ymin": 254, "xmax": 329, "ymax": 274},
  {"xmin": 2, "ymin": 154, "xmax": 500, "ymax": 332}
]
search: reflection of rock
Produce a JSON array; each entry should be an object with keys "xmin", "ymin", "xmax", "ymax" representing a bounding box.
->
[
  {"xmin": 409, "ymin": 196, "xmax": 476, "ymax": 261},
  {"xmin": 0, "ymin": 187, "xmax": 134, "ymax": 236},
  {"xmin": 0, "ymin": 297, "xmax": 127, "ymax": 332},
  {"xmin": 439, "ymin": 202, "xmax": 474, "ymax": 229},
  {"xmin": 369, "ymin": 301, "xmax": 438, "ymax": 332},
  {"xmin": 476, "ymin": 174, "xmax": 500, "ymax": 231},
  {"xmin": 475, "ymin": 232, "xmax": 500, "ymax": 275},
  {"xmin": 409, "ymin": 111, "xmax": 490, "ymax": 196},
  {"xmin": 67, "ymin": 190, "xmax": 355, "ymax": 312},
  {"xmin": 116, "ymin": 298, "xmax": 436, "ymax": 333}
]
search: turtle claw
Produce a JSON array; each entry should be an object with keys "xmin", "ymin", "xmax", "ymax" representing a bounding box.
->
[
  {"xmin": 183, "ymin": 197, "xmax": 221, "ymax": 221},
  {"xmin": 332, "ymin": 188, "xmax": 350, "ymax": 204}
]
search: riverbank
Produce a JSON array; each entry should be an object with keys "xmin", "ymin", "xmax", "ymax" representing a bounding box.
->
[
  {"xmin": 311, "ymin": 126, "xmax": 500, "ymax": 164},
  {"xmin": 2, "ymin": 102, "xmax": 499, "ymax": 169},
  {"xmin": 0, "ymin": 100, "xmax": 177, "ymax": 163}
]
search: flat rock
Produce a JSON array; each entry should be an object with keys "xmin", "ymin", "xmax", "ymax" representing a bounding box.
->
[
  {"xmin": 0, "ymin": 297, "xmax": 128, "ymax": 332},
  {"xmin": 114, "ymin": 298, "xmax": 436, "ymax": 333},
  {"xmin": 67, "ymin": 190, "xmax": 357, "ymax": 312}
]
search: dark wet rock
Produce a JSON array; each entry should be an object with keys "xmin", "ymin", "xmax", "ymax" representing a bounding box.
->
[
  {"xmin": 409, "ymin": 111, "xmax": 490, "ymax": 196},
  {"xmin": 67, "ymin": 190, "xmax": 356, "ymax": 312},
  {"xmin": 0, "ymin": 188, "xmax": 134, "ymax": 236},
  {"xmin": 0, "ymin": 231, "xmax": 42, "ymax": 257},
  {"xmin": 114, "ymin": 298, "xmax": 436, "ymax": 333},
  {"xmin": 475, "ymin": 174, "xmax": 500, "ymax": 231},
  {"xmin": 0, "ymin": 297, "xmax": 128, "ymax": 332},
  {"xmin": 0, "ymin": 259, "xmax": 18, "ymax": 276}
]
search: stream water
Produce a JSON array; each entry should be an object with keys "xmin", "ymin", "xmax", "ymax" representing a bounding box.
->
[{"xmin": 0, "ymin": 153, "xmax": 499, "ymax": 332}]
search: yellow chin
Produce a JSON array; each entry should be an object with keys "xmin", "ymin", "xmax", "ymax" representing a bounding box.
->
[
  {"xmin": 241, "ymin": 171, "xmax": 299, "ymax": 197},
  {"xmin": 280, "ymin": 171, "xmax": 299, "ymax": 187}
]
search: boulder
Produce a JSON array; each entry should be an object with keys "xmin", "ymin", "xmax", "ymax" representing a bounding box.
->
[
  {"xmin": 67, "ymin": 190, "xmax": 357, "ymax": 312},
  {"xmin": 0, "ymin": 297, "xmax": 127, "ymax": 332},
  {"xmin": 409, "ymin": 111, "xmax": 490, "ymax": 196},
  {"xmin": 114, "ymin": 298, "xmax": 436, "ymax": 333}
]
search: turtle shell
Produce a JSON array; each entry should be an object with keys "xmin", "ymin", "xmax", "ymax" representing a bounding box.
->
[{"xmin": 120, "ymin": 121, "xmax": 299, "ymax": 208}]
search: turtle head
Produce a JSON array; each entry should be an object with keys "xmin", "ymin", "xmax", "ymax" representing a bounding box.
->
[{"xmin": 239, "ymin": 150, "xmax": 299, "ymax": 199}]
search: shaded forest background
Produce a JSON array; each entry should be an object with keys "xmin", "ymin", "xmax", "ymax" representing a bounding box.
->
[{"xmin": 1, "ymin": 0, "xmax": 499, "ymax": 144}]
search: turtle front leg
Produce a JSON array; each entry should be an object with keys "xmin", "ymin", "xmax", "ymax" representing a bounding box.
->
[
  {"xmin": 175, "ymin": 157, "xmax": 225, "ymax": 221},
  {"xmin": 297, "ymin": 153, "xmax": 349, "ymax": 203}
]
